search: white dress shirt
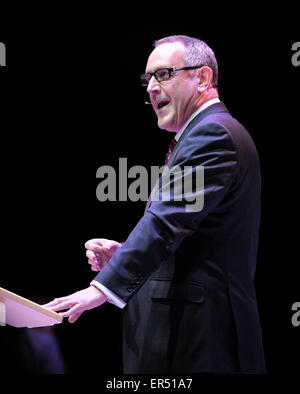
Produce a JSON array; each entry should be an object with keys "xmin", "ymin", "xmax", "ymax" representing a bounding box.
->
[{"xmin": 91, "ymin": 97, "xmax": 221, "ymax": 308}]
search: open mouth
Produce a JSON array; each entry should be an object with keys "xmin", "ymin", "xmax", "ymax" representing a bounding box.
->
[{"xmin": 157, "ymin": 100, "xmax": 170, "ymax": 110}]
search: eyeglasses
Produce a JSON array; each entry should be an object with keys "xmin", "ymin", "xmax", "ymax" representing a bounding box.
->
[{"xmin": 140, "ymin": 65, "xmax": 205, "ymax": 87}]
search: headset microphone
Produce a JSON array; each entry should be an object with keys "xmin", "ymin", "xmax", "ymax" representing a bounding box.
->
[{"xmin": 145, "ymin": 102, "xmax": 151, "ymax": 105}]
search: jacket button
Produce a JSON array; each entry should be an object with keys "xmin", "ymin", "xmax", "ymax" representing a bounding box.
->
[{"xmin": 127, "ymin": 287, "xmax": 134, "ymax": 292}]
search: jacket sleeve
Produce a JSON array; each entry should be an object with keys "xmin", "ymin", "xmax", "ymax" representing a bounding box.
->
[{"xmin": 93, "ymin": 122, "xmax": 238, "ymax": 302}]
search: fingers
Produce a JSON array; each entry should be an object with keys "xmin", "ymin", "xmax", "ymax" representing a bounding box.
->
[
  {"xmin": 95, "ymin": 249, "xmax": 108, "ymax": 264},
  {"xmin": 43, "ymin": 297, "xmax": 69, "ymax": 308},
  {"xmin": 44, "ymin": 287, "xmax": 106, "ymax": 324},
  {"xmin": 85, "ymin": 239, "xmax": 121, "ymax": 257},
  {"xmin": 43, "ymin": 293, "xmax": 78, "ymax": 311},
  {"xmin": 60, "ymin": 304, "xmax": 83, "ymax": 323},
  {"xmin": 69, "ymin": 312, "xmax": 82, "ymax": 324},
  {"xmin": 86, "ymin": 250, "xmax": 104, "ymax": 265},
  {"xmin": 45, "ymin": 299, "xmax": 83, "ymax": 323},
  {"xmin": 85, "ymin": 238, "xmax": 103, "ymax": 247},
  {"xmin": 85, "ymin": 240, "xmax": 110, "ymax": 260},
  {"xmin": 45, "ymin": 300, "xmax": 74, "ymax": 312},
  {"xmin": 86, "ymin": 250, "xmax": 96, "ymax": 261},
  {"xmin": 86, "ymin": 250, "xmax": 100, "ymax": 270},
  {"xmin": 86, "ymin": 249, "xmax": 107, "ymax": 271},
  {"xmin": 85, "ymin": 239, "xmax": 105, "ymax": 253},
  {"xmin": 84, "ymin": 239, "xmax": 122, "ymax": 270},
  {"xmin": 86, "ymin": 252, "xmax": 100, "ymax": 271},
  {"xmin": 43, "ymin": 300, "xmax": 58, "ymax": 308}
]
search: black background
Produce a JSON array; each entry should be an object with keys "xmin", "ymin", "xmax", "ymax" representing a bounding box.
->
[{"xmin": 0, "ymin": 4, "xmax": 299, "ymax": 383}]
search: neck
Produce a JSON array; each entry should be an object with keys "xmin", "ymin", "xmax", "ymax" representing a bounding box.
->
[
  {"xmin": 172, "ymin": 88, "xmax": 219, "ymax": 134},
  {"xmin": 197, "ymin": 87, "xmax": 219, "ymax": 107}
]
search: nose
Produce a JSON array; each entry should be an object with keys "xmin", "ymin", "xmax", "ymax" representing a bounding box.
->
[{"xmin": 146, "ymin": 75, "xmax": 161, "ymax": 95}]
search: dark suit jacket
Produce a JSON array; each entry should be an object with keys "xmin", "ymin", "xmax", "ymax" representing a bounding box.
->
[{"xmin": 94, "ymin": 102, "xmax": 266, "ymax": 374}]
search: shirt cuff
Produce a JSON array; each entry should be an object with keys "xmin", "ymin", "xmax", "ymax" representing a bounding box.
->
[{"xmin": 90, "ymin": 280, "xmax": 127, "ymax": 309}]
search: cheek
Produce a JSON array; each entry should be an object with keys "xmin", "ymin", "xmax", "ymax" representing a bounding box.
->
[
  {"xmin": 172, "ymin": 96, "xmax": 189, "ymax": 117},
  {"xmin": 173, "ymin": 85, "xmax": 196, "ymax": 113},
  {"xmin": 170, "ymin": 83, "xmax": 190, "ymax": 107},
  {"xmin": 162, "ymin": 81, "xmax": 191, "ymax": 118}
]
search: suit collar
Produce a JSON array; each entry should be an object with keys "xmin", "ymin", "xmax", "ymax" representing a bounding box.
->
[
  {"xmin": 165, "ymin": 102, "xmax": 229, "ymax": 169},
  {"xmin": 176, "ymin": 101, "xmax": 229, "ymax": 144},
  {"xmin": 175, "ymin": 98, "xmax": 221, "ymax": 142}
]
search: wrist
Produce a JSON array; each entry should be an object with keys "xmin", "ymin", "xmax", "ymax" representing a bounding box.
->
[{"xmin": 90, "ymin": 284, "xmax": 108, "ymax": 302}]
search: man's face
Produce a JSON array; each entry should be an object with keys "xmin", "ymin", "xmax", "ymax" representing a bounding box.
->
[{"xmin": 145, "ymin": 42, "xmax": 200, "ymax": 133}]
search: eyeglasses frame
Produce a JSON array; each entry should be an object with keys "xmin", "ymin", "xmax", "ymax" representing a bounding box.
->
[{"xmin": 140, "ymin": 65, "xmax": 205, "ymax": 87}]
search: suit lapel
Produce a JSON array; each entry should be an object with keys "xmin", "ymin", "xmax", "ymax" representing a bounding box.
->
[{"xmin": 167, "ymin": 102, "xmax": 228, "ymax": 167}]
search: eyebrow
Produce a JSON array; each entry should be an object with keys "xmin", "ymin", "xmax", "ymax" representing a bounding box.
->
[{"xmin": 145, "ymin": 66, "xmax": 170, "ymax": 74}]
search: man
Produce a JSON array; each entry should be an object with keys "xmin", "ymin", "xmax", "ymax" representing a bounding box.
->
[{"xmin": 46, "ymin": 35, "xmax": 266, "ymax": 374}]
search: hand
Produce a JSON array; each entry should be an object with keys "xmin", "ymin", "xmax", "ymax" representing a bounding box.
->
[
  {"xmin": 85, "ymin": 238, "xmax": 122, "ymax": 272},
  {"xmin": 43, "ymin": 286, "xmax": 107, "ymax": 323}
]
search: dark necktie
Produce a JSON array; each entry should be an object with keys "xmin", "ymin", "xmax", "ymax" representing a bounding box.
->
[{"xmin": 165, "ymin": 137, "xmax": 177, "ymax": 165}]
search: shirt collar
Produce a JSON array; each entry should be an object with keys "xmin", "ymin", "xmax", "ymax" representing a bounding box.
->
[{"xmin": 175, "ymin": 98, "xmax": 220, "ymax": 142}]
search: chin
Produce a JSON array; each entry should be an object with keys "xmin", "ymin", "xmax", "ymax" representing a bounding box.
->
[{"xmin": 157, "ymin": 119, "xmax": 176, "ymax": 132}]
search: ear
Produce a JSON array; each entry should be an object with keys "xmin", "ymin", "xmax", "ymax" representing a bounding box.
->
[{"xmin": 197, "ymin": 66, "xmax": 214, "ymax": 93}]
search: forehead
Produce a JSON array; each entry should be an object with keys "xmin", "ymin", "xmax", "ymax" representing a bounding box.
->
[{"xmin": 145, "ymin": 42, "xmax": 186, "ymax": 72}]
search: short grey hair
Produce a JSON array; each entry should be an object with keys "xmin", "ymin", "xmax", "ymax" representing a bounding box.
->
[{"xmin": 154, "ymin": 35, "xmax": 218, "ymax": 88}]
